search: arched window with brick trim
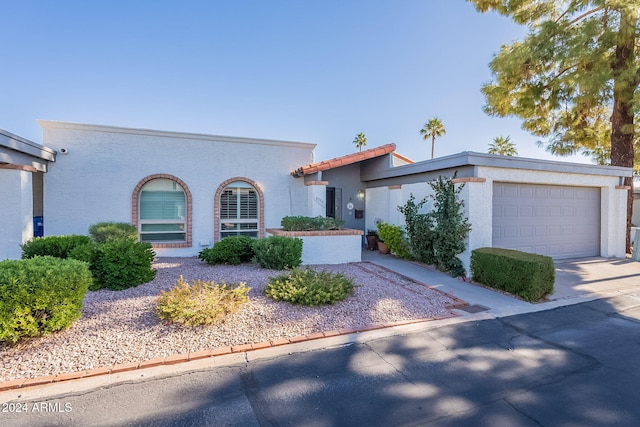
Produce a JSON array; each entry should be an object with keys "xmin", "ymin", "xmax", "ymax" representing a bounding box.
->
[
  {"xmin": 214, "ymin": 177, "xmax": 264, "ymax": 241},
  {"xmin": 132, "ymin": 175, "xmax": 192, "ymax": 248}
]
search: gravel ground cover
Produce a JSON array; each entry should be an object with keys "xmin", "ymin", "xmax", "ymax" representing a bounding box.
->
[{"xmin": 0, "ymin": 257, "xmax": 459, "ymax": 382}]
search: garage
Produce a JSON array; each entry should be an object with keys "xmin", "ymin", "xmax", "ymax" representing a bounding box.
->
[{"xmin": 492, "ymin": 182, "xmax": 601, "ymax": 259}]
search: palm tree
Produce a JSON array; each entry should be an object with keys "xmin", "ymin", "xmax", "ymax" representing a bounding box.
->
[
  {"xmin": 353, "ymin": 132, "xmax": 367, "ymax": 152},
  {"xmin": 419, "ymin": 117, "xmax": 446, "ymax": 159},
  {"xmin": 488, "ymin": 136, "xmax": 518, "ymax": 156}
]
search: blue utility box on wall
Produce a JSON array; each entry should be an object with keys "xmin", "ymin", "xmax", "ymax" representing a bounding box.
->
[{"xmin": 33, "ymin": 216, "xmax": 44, "ymax": 237}]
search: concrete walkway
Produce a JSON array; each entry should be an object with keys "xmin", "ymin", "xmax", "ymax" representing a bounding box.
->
[{"xmin": 362, "ymin": 249, "xmax": 640, "ymax": 317}]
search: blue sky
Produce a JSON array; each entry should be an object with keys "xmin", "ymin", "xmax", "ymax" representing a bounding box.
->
[{"xmin": 1, "ymin": 0, "xmax": 589, "ymax": 164}]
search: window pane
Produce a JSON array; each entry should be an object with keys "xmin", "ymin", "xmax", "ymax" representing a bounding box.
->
[
  {"xmin": 141, "ymin": 223, "xmax": 185, "ymax": 232},
  {"xmin": 221, "ymin": 222, "xmax": 258, "ymax": 231},
  {"xmin": 140, "ymin": 191, "xmax": 185, "ymax": 220},
  {"xmin": 140, "ymin": 233, "xmax": 186, "ymax": 242},
  {"xmin": 220, "ymin": 189, "xmax": 237, "ymax": 219},
  {"xmin": 139, "ymin": 178, "xmax": 187, "ymax": 243},
  {"xmin": 221, "ymin": 230, "xmax": 258, "ymax": 238},
  {"xmin": 219, "ymin": 181, "xmax": 259, "ymax": 240}
]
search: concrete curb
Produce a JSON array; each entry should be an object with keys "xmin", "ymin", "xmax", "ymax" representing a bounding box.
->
[{"xmin": 0, "ymin": 314, "xmax": 463, "ymax": 393}]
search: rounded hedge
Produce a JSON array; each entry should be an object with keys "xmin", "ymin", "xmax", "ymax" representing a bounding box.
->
[
  {"xmin": 198, "ymin": 236, "xmax": 254, "ymax": 265},
  {"xmin": 21, "ymin": 235, "xmax": 92, "ymax": 259},
  {"xmin": 0, "ymin": 256, "xmax": 92, "ymax": 344}
]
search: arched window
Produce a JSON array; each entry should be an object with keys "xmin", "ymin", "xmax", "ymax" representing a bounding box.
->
[
  {"xmin": 219, "ymin": 181, "xmax": 259, "ymax": 239},
  {"xmin": 133, "ymin": 176, "xmax": 191, "ymax": 245}
]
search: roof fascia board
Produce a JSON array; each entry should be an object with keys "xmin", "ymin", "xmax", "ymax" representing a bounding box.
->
[
  {"xmin": 0, "ymin": 129, "xmax": 56, "ymax": 161},
  {"xmin": 362, "ymin": 151, "xmax": 632, "ymax": 182},
  {"xmin": 37, "ymin": 120, "xmax": 317, "ymax": 150}
]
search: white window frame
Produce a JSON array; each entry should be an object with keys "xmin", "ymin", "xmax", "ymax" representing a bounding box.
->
[{"xmin": 219, "ymin": 182, "xmax": 259, "ymax": 239}]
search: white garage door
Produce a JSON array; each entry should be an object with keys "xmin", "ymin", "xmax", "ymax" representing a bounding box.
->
[{"xmin": 492, "ymin": 182, "xmax": 600, "ymax": 259}]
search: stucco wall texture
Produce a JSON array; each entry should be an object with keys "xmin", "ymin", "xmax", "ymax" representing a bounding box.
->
[
  {"xmin": 365, "ymin": 165, "xmax": 628, "ymax": 274},
  {"xmin": 39, "ymin": 121, "xmax": 315, "ymax": 257}
]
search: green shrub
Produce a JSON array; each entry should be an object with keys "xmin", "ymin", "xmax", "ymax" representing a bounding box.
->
[
  {"xmin": 376, "ymin": 222, "xmax": 410, "ymax": 259},
  {"xmin": 85, "ymin": 238, "xmax": 157, "ymax": 291},
  {"xmin": 470, "ymin": 247, "xmax": 555, "ymax": 302},
  {"xmin": 281, "ymin": 216, "xmax": 344, "ymax": 231},
  {"xmin": 0, "ymin": 256, "xmax": 91, "ymax": 344},
  {"xmin": 265, "ymin": 268, "xmax": 354, "ymax": 306},
  {"xmin": 398, "ymin": 194, "xmax": 435, "ymax": 264},
  {"xmin": 429, "ymin": 174, "xmax": 471, "ymax": 277},
  {"xmin": 21, "ymin": 235, "xmax": 92, "ymax": 259},
  {"xmin": 252, "ymin": 236, "xmax": 303, "ymax": 270},
  {"xmin": 198, "ymin": 236, "xmax": 254, "ymax": 265},
  {"xmin": 155, "ymin": 276, "xmax": 250, "ymax": 326},
  {"xmin": 89, "ymin": 221, "xmax": 138, "ymax": 243}
]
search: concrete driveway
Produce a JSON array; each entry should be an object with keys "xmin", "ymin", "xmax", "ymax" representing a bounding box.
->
[
  {"xmin": 363, "ymin": 250, "xmax": 640, "ymax": 317},
  {"xmin": 552, "ymin": 257, "xmax": 640, "ymax": 301}
]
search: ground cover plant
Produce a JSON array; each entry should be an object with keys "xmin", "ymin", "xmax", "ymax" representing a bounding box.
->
[
  {"xmin": 264, "ymin": 267, "xmax": 354, "ymax": 306},
  {"xmin": 155, "ymin": 275, "xmax": 250, "ymax": 326}
]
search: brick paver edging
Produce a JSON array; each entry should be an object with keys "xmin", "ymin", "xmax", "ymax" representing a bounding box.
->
[
  {"xmin": 0, "ymin": 260, "xmax": 467, "ymax": 392},
  {"xmin": 0, "ymin": 316, "xmax": 454, "ymax": 392}
]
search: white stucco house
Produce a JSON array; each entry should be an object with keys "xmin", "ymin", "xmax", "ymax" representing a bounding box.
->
[{"xmin": 0, "ymin": 120, "xmax": 634, "ymax": 273}]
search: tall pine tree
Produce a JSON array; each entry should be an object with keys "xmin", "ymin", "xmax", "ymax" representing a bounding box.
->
[{"xmin": 469, "ymin": 0, "xmax": 640, "ymax": 251}]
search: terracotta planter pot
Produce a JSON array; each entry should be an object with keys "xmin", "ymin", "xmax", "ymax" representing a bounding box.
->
[{"xmin": 377, "ymin": 242, "xmax": 390, "ymax": 254}]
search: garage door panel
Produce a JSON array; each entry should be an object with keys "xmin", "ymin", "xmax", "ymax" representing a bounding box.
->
[{"xmin": 493, "ymin": 183, "xmax": 600, "ymax": 259}]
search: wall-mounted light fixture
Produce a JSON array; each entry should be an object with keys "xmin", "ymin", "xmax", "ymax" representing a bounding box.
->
[{"xmin": 357, "ymin": 189, "xmax": 365, "ymax": 199}]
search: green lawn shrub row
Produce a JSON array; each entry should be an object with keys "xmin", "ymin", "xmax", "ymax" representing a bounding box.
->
[
  {"xmin": 470, "ymin": 247, "xmax": 555, "ymax": 302},
  {"xmin": 265, "ymin": 267, "xmax": 354, "ymax": 306},
  {"xmin": 21, "ymin": 222, "xmax": 157, "ymax": 291},
  {"xmin": 199, "ymin": 235, "xmax": 303, "ymax": 270},
  {"xmin": 280, "ymin": 216, "xmax": 344, "ymax": 231},
  {"xmin": 0, "ymin": 256, "xmax": 92, "ymax": 344},
  {"xmin": 155, "ymin": 276, "xmax": 250, "ymax": 326}
]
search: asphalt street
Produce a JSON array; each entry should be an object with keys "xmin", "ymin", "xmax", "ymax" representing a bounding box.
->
[{"xmin": 2, "ymin": 294, "xmax": 639, "ymax": 427}]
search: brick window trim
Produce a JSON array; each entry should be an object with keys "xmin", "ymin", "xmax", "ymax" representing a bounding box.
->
[
  {"xmin": 132, "ymin": 174, "xmax": 193, "ymax": 248},
  {"xmin": 214, "ymin": 177, "xmax": 264, "ymax": 243}
]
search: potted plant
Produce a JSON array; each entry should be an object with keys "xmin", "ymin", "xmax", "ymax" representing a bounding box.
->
[
  {"xmin": 377, "ymin": 221, "xmax": 408, "ymax": 256},
  {"xmin": 365, "ymin": 229, "xmax": 378, "ymax": 250},
  {"xmin": 377, "ymin": 239, "xmax": 390, "ymax": 254}
]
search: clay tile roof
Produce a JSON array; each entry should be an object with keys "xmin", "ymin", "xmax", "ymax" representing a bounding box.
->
[{"xmin": 291, "ymin": 143, "xmax": 396, "ymax": 177}]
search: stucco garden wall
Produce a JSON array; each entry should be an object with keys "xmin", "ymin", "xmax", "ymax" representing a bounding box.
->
[
  {"xmin": 40, "ymin": 121, "xmax": 315, "ymax": 256},
  {"xmin": 266, "ymin": 228, "xmax": 363, "ymax": 264}
]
